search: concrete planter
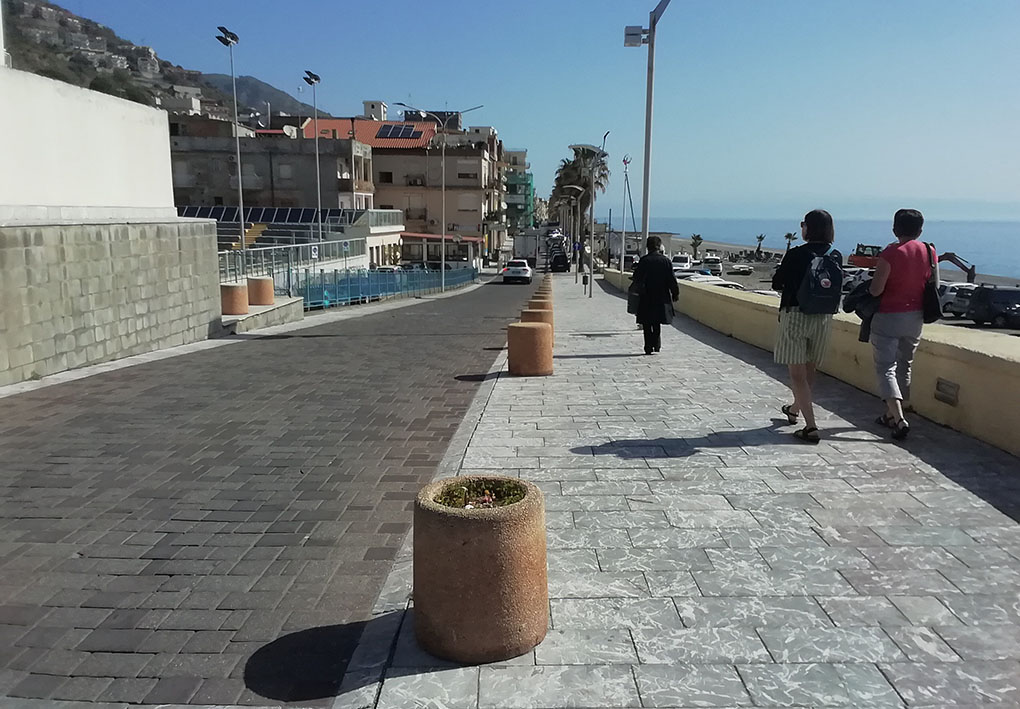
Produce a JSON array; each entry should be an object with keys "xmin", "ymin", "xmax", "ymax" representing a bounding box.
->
[{"xmin": 413, "ymin": 476, "xmax": 548, "ymax": 664}]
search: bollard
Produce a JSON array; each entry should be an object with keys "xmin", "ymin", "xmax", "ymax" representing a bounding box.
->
[
  {"xmin": 521, "ymin": 308, "xmax": 554, "ymax": 346},
  {"xmin": 507, "ymin": 322, "xmax": 553, "ymax": 376},
  {"xmin": 220, "ymin": 283, "xmax": 249, "ymax": 315},
  {"xmin": 528, "ymin": 297, "xmax": 553, "ymax": 311},
  {"xmin": 247, "ymin": 276, "xmax": 275, "ymax": 306}
]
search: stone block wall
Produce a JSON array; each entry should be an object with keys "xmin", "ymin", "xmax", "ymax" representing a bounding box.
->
[{"xmin": 0, "ymin": 219, "xmax": 220, "ymax": 386}]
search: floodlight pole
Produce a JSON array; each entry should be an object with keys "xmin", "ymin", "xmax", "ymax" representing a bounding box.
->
[{"xmin": 216, "ymin": 27, "xmax": 244, "ymax": 257}]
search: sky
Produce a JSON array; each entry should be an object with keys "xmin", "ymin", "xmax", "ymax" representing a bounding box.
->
[{"xmin": 60, "ymin": 0, "xmax": 1020, "ymax": 221}]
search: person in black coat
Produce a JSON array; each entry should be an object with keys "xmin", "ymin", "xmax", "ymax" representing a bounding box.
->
[{"xmin": 631, "ymin": 235, "xmax": 680, "ymax": 355}]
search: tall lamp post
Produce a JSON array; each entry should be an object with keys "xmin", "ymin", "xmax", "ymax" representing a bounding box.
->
[
  {"xmin": 215, "ymin": 26, "xmax": 244, "ymax": 255},
  {"xmin": 563, "ymin": 185, "xmax": 584, "ymax": 284},
  {"xmin": 395, "ymin": 102, "xmax": 483, "ymax": 293},
  {"xmin": 569, "ymin": 139, "xmax": 609, "ymax": 298},
  {"xmin": 302, "ymin": 71, "xmax": 322, "ymax": 242},
  {"xmin": 625, "ymin": 0, "xmax": 672, "ymax": 246}
]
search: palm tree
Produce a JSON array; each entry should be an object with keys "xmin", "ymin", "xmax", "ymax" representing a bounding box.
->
[
  {"xmin": 784, "ymin": 232, "xmax": 797, "ymax": 251},
  {"xmin": 549, "ymin": 146, "xmax": 610, "ymax": 233},
  {"xmin": 690, "ymin": 234, "xmax": 704, "ymax": 260}
]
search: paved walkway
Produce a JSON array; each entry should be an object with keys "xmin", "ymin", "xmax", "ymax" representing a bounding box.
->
[
  {"xmin": 0, "ymin": 279, "xmax": 536, "ymax": 707},
  {"xmin": 344, "ymin": 273, "xmax": 1020, "ymax": 709}
]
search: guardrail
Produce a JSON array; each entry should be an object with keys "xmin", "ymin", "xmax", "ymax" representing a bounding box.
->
[{"xmin": 218, "ymin": 238, "xmax": 368, "ymax": 284}]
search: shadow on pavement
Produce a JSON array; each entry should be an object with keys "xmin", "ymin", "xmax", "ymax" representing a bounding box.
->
[
  {"xmin": 456, "ymin": 372, "xmax": 500, "ymax": 382},
  {"xmin": 594, "ymin": 276, "xmax": 1020, "ymax": 521},
  {"xmin": 244, "ymin": 621, "xmax": 372, "ymax": 702},
  {"xmin": 554, "ymin": 353, "xmax": 641, "ymax": 359}
]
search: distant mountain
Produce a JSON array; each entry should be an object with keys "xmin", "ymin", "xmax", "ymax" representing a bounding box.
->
[
  {"xmin": 201, "ymin": 74, "xmax": 329, "ymax": 119},
  {"xmin": 3, "ymin": 0, "xmax": 326, "ymax": 119}
]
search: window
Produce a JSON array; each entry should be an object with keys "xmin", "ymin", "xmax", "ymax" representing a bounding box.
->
[
  {"xmin": 214, "ymin": 196, "xmax": 224, "ymax": 205},
  {"xmin": 457, "ymin": 172, "xmax": 478, "ymax": 180},
  {"xmin": 278, "ymin": 163, "xmax": 293, "ymax": 179},
  {"xmin": 379, "ymin": 204, "xmax": 394, "ymax": 210},
  {"xmin": 379, "ymin": 171, "xmax": 393, "ymax": 183}
]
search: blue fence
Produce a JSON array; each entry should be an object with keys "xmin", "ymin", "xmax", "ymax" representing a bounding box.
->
[{"xmin": 298, "ymin": 268, "xmax": 478, "ymax": 309}]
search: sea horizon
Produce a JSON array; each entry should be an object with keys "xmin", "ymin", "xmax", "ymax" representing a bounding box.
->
[{"xmin": 631, "ymin": 216, "xmax": 1020, "ymax": 280}]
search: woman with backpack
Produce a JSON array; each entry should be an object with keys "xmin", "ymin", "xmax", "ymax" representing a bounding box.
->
[
  {"xmin": 771, "ymin": 209, "xmax": 842, "ymax": 443},
  {"xmin": 867, "ymin": 209, "xmax": 938, "ymax": 440}
]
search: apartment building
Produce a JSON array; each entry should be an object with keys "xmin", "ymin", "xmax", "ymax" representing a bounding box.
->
[
  {"xmin": 168, "ymin": 117, "xmax": 373, "ymax": 210},
  {"xmin": 505, "ymin": 149, "xmax": 535, "ymax": 235}
]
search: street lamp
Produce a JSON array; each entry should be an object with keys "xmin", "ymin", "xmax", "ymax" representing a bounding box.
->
[
  {"xmin": 215, "ymin": 26, "xmax": 244, "ymax": 255},
  {"xmin": 569, "ymin": 137, "xmax": 609, "ymax": 298},
  {"xmin": 303, "ymin": 70, "xmax": 322, "ymax": 243},
  {"xmin": 563, "ymin": 185, "xmax": 585, "ymax": 284},
  {"xmin": 394, "ymin": 102, "xmax": 484, "ymax": 293},
  {"xmin": 625, "ymin": 0, "xmax": 672, "ymax": 246}
]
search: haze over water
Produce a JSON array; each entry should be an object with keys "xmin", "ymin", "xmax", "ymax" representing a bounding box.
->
[{"xmin": 649, "ymin": 218, "xmax": 1020, "ymax": 280}]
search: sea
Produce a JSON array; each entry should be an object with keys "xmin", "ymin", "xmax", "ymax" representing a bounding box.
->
[{"xmin": 644, "ymin": 218, "xmax": 1020, "ymax": 280}]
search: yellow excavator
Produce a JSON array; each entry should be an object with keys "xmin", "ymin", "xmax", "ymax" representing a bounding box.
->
[{"xmin": 938, "ymin": 252, "xmax": 977, "ymax": 283}]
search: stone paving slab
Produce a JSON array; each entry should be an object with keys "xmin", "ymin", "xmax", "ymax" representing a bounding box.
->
[{"xmin": 334, "ymin": 273, "xmax": 1020, "ymax": 708}]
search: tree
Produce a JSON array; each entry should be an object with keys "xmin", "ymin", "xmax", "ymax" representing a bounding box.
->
[
  {"xmin": 88, "ymin": 75, "xmax": 120, "ymax": 97},
  {"xmin": 690, "ymin": 234, "xmax": 704, "ymax": 259},
  {"xmin": 548, "ymin": 146, "xmax": 610, "ymax": 235},
  {"xmin": 755, "ymin": 233, "xmax": 766, "ymax": 260},
  {"xmin": 784, "ymin": 232, "xmax": 797, "ymax": 251}
]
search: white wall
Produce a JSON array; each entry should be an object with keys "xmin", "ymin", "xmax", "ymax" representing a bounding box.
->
[{"xmin": 0, "ymin": 68, "xmax": 176, "ymax": 224}]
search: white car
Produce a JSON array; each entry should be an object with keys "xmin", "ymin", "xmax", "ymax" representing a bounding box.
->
[
  {"xmin": 671, "ymin": 254, "xmax": 693, "ymax": 270},
  {"xmin": 940, "ymin": 282, "xmax": 978, "ymax": 317},
  {"xmin": 727, "ymin": 264, "xmax": 754, "ymax": 276},
  {"xmin": 502, "ymin": 259, "xmax": 533, "ymax": 284},
  {"xmin": 702, "ymin": 255, "xmax": 723, "ymax": 276}
]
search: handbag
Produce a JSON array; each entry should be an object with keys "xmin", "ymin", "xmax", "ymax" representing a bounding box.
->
[
  {"xmin": 922, "ymin": 242, "xmax": 941, "ymax": 324},
  {"xmin": 626, "ymin": 276, "xmax": 644, "ymax": 315}
]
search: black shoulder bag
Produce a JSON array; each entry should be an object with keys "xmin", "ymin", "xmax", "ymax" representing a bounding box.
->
[{"xmin": 922, "ymin": 242, "xmax": 942, "ymax": 324}]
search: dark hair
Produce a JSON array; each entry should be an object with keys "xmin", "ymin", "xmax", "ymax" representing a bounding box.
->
[
  {"xmin": 646, "ymin": 235, "xmax": 662, "ymax": 252},
  {"xmin": 803, "ymin": 209, "xmax": 834, "ymax": 243},
  {"xmin": 893, "ymin": 209, "xmax": 924, "ymax": 239}
]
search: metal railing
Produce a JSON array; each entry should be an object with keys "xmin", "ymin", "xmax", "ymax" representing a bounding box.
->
[
  {"xmin": 218, "ymin": 237, "xmax": 368, "ymax": 284},
  {"xmin": 298, "ymin": 267, "xmax": 478, "ymax": 310}
]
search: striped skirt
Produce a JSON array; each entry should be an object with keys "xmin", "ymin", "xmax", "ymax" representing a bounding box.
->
[{"xmin": 774, "ymin": 308, "xmax": 833, "ymax": 365}]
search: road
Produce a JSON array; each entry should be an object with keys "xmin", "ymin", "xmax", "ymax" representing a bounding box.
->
[{"xmin": 0, "ymin": 278, "xmax": 535, "ymax": 706}]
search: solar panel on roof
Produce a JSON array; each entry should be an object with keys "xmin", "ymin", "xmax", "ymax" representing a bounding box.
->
[{"xmin": 216, "ymin": 207, "xmax": 232, "ymax": 221}]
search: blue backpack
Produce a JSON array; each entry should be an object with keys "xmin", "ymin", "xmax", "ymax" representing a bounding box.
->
[{"xmin": 797, "ymin": 246, "xmax": 843, "ymax": 314}]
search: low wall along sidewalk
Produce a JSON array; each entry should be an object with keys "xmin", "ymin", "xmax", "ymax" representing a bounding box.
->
[{"xmin": 603, "ymin": 269, "xmax": 1020, "ymax": 458}]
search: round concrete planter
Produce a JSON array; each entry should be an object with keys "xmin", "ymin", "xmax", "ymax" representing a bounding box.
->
[{"xmin": 413, "ymin": 476, "xmax": 548, "ymax": 664}]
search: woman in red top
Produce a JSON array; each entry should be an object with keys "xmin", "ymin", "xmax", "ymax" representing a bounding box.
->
[{"xmin": 868, "ymin": 209, "xmax": 939, "ymax": 439}]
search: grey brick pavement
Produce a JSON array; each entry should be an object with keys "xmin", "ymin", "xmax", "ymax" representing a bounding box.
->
[
  {"xmin": 340, "ymin": 273, "xmax": 1020, "ymax": 708},
  {"xmin": 0, "ymin": 279, "xmax": 536, "ymax": 707}
]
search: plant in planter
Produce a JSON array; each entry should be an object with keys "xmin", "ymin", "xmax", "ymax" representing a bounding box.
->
[{"xmin": 413, "ymin": 475, "xmax": 548, "ymax": 664}]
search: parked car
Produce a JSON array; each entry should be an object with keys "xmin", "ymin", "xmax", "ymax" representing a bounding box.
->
[
  {"xmin": 373, "ymin": 266, "xmax": 400, "ymax": 273},
  {"xmin": 401, "ymin": 262, "xmax": 430, "ymax": 272},
  {"xmin": 702, "ymin": 255, "xmax": 723, "ymax": 276},
  {"xmin": 550, "ymin": 253, "xmax": 570, "ymax": 272},
  {"xmin": 966, "ymin": 285, "xmax": 1020, "ymax": 327},
  {"xmin": 727, "ymin": 264, "xmax": 754, "ymax": 276},
  {"xmin": 502, "ymin": 259, "xmax": 534, "ymax": 284},
  {"xmin": 940, "ymin": 282, "xmax": 978, "ymax": 317},
  {"xmin": 426, "ymin": 261, "xmax": 453, "ymax": 271},
  {"xmin": 671, "ymin": 253, "xmax": 693, "ymax": 270}
]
